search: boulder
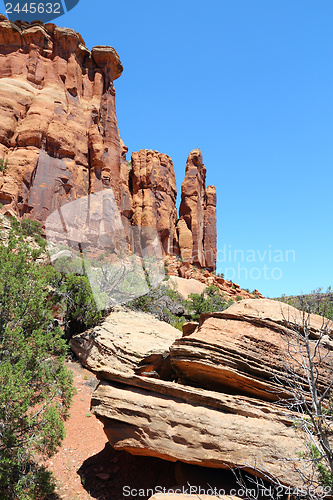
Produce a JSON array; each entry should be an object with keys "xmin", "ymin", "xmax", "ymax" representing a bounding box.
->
[
  {"xmin": 71, "ymin": 309, "xmax": 181, "ymax": 379},
  {"xmin": 170, "ymin": 299, "xmax": 333, "ymax": 401},
  {"xmin": 168, "ymin": 276, "xmax": 206, "ymax": 299}
]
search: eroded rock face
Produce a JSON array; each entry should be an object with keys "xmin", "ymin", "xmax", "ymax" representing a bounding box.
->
[
  {"xmin": 0, "ymin": 18, "xmax": 217, "ymax": 269},
  {"xmin": 178, "ymin": 150, "xmax": 217, "ymax": 270},
  {"xmin": 71, "ymin": 299, "xmax": 333, "ymax": 488},
  {"xmin": 130, "ymin": 150, "xmax": 179, "ymax": 256},
  {"xmin": 0, "ymin": 17, "xmax": 122, "ymax": 217},
  {"xmin": 71, "ymin": 309, "xmax": 181, "ymax": 380}
]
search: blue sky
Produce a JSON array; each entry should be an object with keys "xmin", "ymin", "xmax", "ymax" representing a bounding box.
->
[{"xmin": 2, "ymin": 0, "xmax": 332, "ymax": 297}]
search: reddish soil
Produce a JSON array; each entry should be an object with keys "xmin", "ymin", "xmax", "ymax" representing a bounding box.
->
[
  {"xmin": 43, "ymin": 360, "xmax": 253, "ymax": 500},
  {"xmin": 43, "ymin": 360, "xmax": 178, "ymax": 500}
]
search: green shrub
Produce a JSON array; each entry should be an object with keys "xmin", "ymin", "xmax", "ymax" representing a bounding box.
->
[
  {"xmin": 184, "ymin": 285, "xmax": 233, "ymax": 321},
  {"xmin": 0, "ymin": 234, "xmax": 75, "ymax": 499},
  {"xmin": 0, "ymin": 157, "xmax": 8, "ymax": 173},
  {"xmin": 62, "ymin": 274, "xmax": 102, "ymax": 339}
]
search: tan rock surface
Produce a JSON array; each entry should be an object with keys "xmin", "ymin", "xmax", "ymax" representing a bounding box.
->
[
  {"xmin": 170, "ymin": 299, "xmax": 333, "ymax": 401},
  {"xmin": 168, "ymin": 276, "xmax": 207, "ymax": 299},
  {"xmin": 71, "ymin": 309, "xmax": 181, "ymax": 379},
  {"xmin": 72, "ymin": 298, "xmax": 333, "ymax": 488},
  {"xmin": 91, "ymin": 378, "xmax": 306, "ymax": 486}
]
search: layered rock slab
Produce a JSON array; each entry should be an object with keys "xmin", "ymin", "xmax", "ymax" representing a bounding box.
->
[
  {"xmin": 91, "ymin": 377, "xmax": 306, "ymax": 487},
  {"xmin": 170, "ymin": 299, "xmax": 333, "ymax": 401},
  {"xmin": 71, "ymin": 309, "xmax": 182, "ymax": 379},
  {"xmin": 70, "ymin": 300, "xmax": 331, "ymax": 487}
]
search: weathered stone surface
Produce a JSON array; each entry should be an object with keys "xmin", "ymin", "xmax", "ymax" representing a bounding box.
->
[
  {"xmin": 177, "ymin": 150, "xmax": 217, "ymax": 270},
  {"xmin": 72, "ymin": 298, "xmax": 333, "ymax": 487},
  {"xmin": 130, "ymin": 150, "xmax": 179, "ymax": 256},
  {"xmin": 71, "ymin": 309, "xmax": 181, "ymax": 379},
  {"xmin": 168, "ymin": 276, "xmax": 207, "ymax": 299},
  {"xmin": 178, "ymin": 149, "xmax": 206, "ymax": 267},
  {"xmin": 204, "ymin": 185, "xmax": 217, "ymax": 269},
  {"xmin": 92, "ymin": 378, "xmax": 306, "ymax": 486},
  {"xmin": 170, "ymin": 299, "xmax": 333, "ymax": 401},
  {"xmin": 0, "ymin": 18, "xmax": 218, "ymax": 271},
  {"xmin": 0, "ymin": 17, "xmax": 122, "ymax": 218}
]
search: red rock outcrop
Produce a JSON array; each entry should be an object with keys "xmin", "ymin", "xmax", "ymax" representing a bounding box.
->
[
  {"xmin": 0, "ymin": 16, "xmax": 123, "ymax": 219},
  {"xmin": 0, "ymin": 17, "xmax": 218, "ymax": 271},
  {"xmin": 178, "ymin": 149, "xmax": 217, "ymax": 270},
  {"xmin": 130, "ymin": 150, "xmax": 178, "ymax": 255}
]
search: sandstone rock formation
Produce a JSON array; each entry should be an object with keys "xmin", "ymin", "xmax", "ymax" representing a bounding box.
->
[
  {"xmin": 71, "ymin": 299, "xmax": 333, "ymax": 488},
  {"xmin": 178, "ymin": 149, "xmax": 217, "ymax": 270},
  {"xmin": 130, "ymin": 150, "xmax": 178, "ymax": 256},
  {"xmin": 0, "ymin": 16, "xmax": 123, "ymax": 220},
  {"xmin": 170, "ymin": 299, "xmax": 333, "ymax": 401},
  {"xmin": 0, "ymin": 17, "xmax": 218, "ymax": 271}
]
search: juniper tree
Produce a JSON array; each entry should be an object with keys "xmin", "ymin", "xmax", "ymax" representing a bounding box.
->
[{"xmin": 0, "ymin": 232, "xmax": 75, "ymax": 499}]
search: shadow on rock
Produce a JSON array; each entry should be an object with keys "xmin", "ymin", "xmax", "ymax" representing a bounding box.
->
[{"xmin": 77, "ymin": 442, "xmax": 246, "ymax": 500}]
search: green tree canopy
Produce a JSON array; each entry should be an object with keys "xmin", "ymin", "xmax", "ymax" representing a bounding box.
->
[{"xmin": 0, "ymin": 232, "xmax": 75, "ymax": 499}]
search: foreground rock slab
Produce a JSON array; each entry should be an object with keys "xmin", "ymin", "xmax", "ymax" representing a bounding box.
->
[
  {"xmin": 170, "ymin": 299, "xmax": 333, "ymax": 401},
  {"xmin": 72, "ymin": 299, "xmax": 333, "ymax": 489},
  {"xmin": 71, "ymin": 309, "xmax": 181, "ymax": 379},
  {"xmin": 91, "ymin": 379, "xmax": 306, "ymax": 487}
]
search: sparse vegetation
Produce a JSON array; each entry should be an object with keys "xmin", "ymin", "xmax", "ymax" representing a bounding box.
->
[
  {"xmin": 278, "ymin": 287, "xmax": 333, "ymax": 321},
  {"xmin": 0, "ymin": 232, "xmax": 75, "ymax": 499},
  {"xmin": 0, "ymin": 157, "xmax": 8, "ymax": 174},
  {"xmin": 128, "ymin": 283, "xmax": 234, "ymax": 327},
  {"xmin": 184, "ymin": 285, "xmax": 233, "ymax": 321}
]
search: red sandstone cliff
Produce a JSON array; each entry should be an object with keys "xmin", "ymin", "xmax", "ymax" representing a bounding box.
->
[{"xmin": 0, "ymin": 17, "xmax": 217, "ymax": 270}]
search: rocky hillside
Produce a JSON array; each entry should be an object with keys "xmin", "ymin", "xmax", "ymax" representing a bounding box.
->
[
  {"xmin": 71, "ymin": 299, "xmax": 333, "ymax": 490},
  {"xmin": 0, "ymin": 16, "xmax": 216, "ymax": 270}
]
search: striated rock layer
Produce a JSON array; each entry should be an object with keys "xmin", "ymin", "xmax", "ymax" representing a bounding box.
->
[
  {"xmin": 0, "ymin": 16, "xmax": 218, "ymax": 270},
  {"xmin": 71, "ymin": 300, "xmax": 333, "ymax": 488}
]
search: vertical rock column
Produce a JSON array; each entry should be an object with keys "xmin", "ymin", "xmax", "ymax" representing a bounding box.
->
[
  {"xmin": 204, "ymin": 185, "xmax": 217, "ymax": 270},
  {"xmin": 130, "ymin": 150, "xmax": 178, "ymax": 255},
  {"xmin": 177, "ymin": 149, "xmax": 217, "ymax": 270},
  {"xmin": 177, "ymin": 149, "xmax": 206, "ymax": 267}
]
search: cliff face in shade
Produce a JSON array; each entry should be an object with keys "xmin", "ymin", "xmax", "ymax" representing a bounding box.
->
[
  {"xmin": 178, "ymin": 149, "xmax": 217, "ymax": 270},
  {"xmin": 0, "ymin": 17, "xmax": 217, "ymax": 270}
]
